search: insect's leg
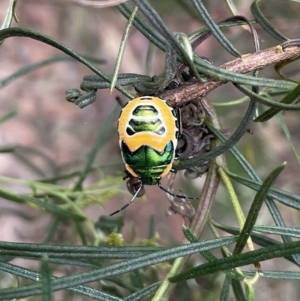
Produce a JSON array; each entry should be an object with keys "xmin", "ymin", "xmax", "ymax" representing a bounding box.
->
[
  {"xmin": 109, "ymin": 184, "xmax": 143, "ymax": 216},
  {"xmin": 158, "ymin": 181, "xmax": 198, "ymax": 201}
]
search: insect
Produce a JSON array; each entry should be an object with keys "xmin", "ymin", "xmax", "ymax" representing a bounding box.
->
[{"xmin": 110, "ymin": 96, "xmax": 195, "ymax": 216}]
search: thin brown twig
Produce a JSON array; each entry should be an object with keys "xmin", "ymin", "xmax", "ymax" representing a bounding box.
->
[{"xmin": 160, "ymin": 44, "xmax": 300, "ymax": 106}]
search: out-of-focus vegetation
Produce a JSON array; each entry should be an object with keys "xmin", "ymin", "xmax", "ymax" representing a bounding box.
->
[{"xmin": 0, "ymin": 0, "xmax": 300, "ymax": 300}]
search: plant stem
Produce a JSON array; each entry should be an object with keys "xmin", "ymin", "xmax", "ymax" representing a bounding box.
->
[{"xmin": 152, "ymin": 100, "xmax": 221, "ymax": 301}]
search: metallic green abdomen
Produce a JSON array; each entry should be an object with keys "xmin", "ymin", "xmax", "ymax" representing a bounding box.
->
[{"xmin": 121, "ymin": 141, "xmax": 174, "ymax": 185}]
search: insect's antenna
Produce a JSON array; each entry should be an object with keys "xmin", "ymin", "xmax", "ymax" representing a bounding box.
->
[
  {"xmin": 158, "ymin": 182, "xmax": 198, "ymax": 200},
  {"xmin": 109, "ymin": 184, "xmax": 143, "ymax": 216}
]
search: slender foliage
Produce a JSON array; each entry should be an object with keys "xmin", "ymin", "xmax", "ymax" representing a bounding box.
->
[{"xmin": 0, "ymin": 1, "xmax": 300, "ymax": 300}]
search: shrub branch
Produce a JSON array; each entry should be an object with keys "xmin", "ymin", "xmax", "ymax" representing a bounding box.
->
[{"xmin": 160, "ymin": 44, "xmax": 300, "ymax": 107}]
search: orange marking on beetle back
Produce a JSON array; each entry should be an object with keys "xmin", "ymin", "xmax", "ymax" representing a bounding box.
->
[
  {"xmin": 160, "ymin": 163, "xmax": 173, "ymax": 178},
  {"xmin": 125, "ymin": 164, "xmax": 139, "ymax": 178},
  {"xmin": 118, "ymin": 97, "xmax": 177, "ymax": 153}
]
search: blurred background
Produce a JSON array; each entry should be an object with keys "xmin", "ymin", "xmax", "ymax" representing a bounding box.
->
[{"xmin": 0, "ymin": 0, "xmax": 300, "ymax": 300}]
